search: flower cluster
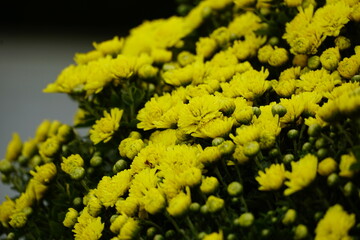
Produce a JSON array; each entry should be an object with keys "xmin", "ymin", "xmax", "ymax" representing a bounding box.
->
[{"xmin": 1, "ymin": 0, "xmax": 360, "ymax": 239}]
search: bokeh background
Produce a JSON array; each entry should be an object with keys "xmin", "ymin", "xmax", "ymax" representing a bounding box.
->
[{"xmin": 0, "ymin": 0, "xmax": 176, "ymax": 202}]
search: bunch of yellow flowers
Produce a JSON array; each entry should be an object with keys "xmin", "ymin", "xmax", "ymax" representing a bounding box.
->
[{"xmin": 1, "ymin": 0, "xmax": 360, "ymax": 239}]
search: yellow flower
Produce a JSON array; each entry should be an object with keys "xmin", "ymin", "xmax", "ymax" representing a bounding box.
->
[
  {"xmin": 151, "ymin": 48, "xmax": 172, "ymax": 63},
  {"xmin": 203, "ymin": 230, "xmax": 223, "ymax": 240},
  {"xmin": 143, "ymin": 188, "xmax": 166, "ymax": 215},
  {"xmin": 232, "ymin": 145, "xmax": 250, "ymax": 164},
  {"xmin": 205, "ymin": 195, "xmax": 224, "ymax": 213},
  {"xmin": 118, "ymin": 217, "xmax": 140, "ymax": 240},
  {"xmin": 73, "ymin": 207, "xmax": 104, "ymax": 240},
  {"xmin": 30, "ymin": 162, "xmax": 57, "ymax": 184},
  {"xmin": 221, "ymin": 68, "xmax": 270, "ymax": 100},
  {"xmin": 198, "ymin": 146, "xmax": 222, "ymax": 165},
  {"xmin": 95, "ymin": 169, "xmax": 132, "ymax": 208},
  {"xmin": 339, "ymin": 153, "xmax": 358, "ymax": 178},
  {"xmin": 337, "ymin": 56, "xmax": 360, "ymax": 79},
  {"xmin": 110, "ymin": 55, "xmax": 135, "ymax": 79},
  {"xmin": 9, "ymin": 211, "xmax": 28, "ymax": 228},
  {"xmin": 317, "ymin": 157, "xmax": 337, "ymax": 176},
  {"xmin": 282, "ymin": 209, "xmax": 297, "ymax": 225},
  {"xmin": 232, "ymin": 34, "xmax": 266, "ymax": 61},
  {"xmin": 21, "ymin": 138, "xmax": 38, "ymax": 159},
  {"xmin": 166, "ymin": 187, "xmax": 192, "ymax": 217},
  {"xmin": 74, "ymin": 50, "xmax": 103, "ymax": 65},
  {"xmin": 232, "ymin": 97, "xmax": 253, "ymax": 124},
  {"xmin": 149, "ymin": 129, "xmax": 181, "ymax": 146},
  {"xmin": 118, "ymin": 138, "xmax": 145, "ymax": 160},
  {"xmin": 196, "ymin": 37, "xmax": 218, "ymax": 58},
  {"xmin": 5, "ymin": 133, "xmax": 22, "ymax": 161},
  {"xmin": 200, "ymin": 176, "xmax": 219, "ymax": 194},
  {"xmin": 297, "ymin": 68, "xmax": 339, "ymax": 94},
  {"xmin": 110, "ymin": 214, "xmax": 128, "ymax": 234},
  {"xmin": 39, "ymin": 136, "xmax": 61, "ymax": 159},
  {"xmin": 63, "ymin": 208, "xmax": 79, "ymax": 228},
  {"xmin": 234, "ymin": 0, "xmax": 256, "ymax": 8},
  {"xmin": 228, "ymin": 12, "xmax": 262, "ymax": 38},
  {"xmin": 315, "ymin": 204, "xmax": 355, "ymax": 240},
  {"xmin": 89, "ymin": 108, "xmax": 124, "ymax": 144},
  {"xmin": 319, "ymin": 47, "xmax": 341, "ymax": 70},
  {"xmin": 284, "ymin": 0, "xmax": 303, "ymax": 7},
  {"xmin": 61, "ymin": 154, "xmax": 84, "ymax": 175},
  {"xmin": 268, "ymin": 47, "xmax": 289, "ymax": 67},
  {"xmin": 115, "ymin": 197, "xmax": 139, "ymax": 217},
  {"xmin": 0, "ymin": 197, "xmax": 15, "ymax": 227},
  {"xmin": 130, "ymin": 143, "xmax": 167, "ymax": 174},
  {"xmin": 34, "ymin": 119, "xmax": 51, "ymax": 142},
  {"xmin": 257, "ymin": 45, "xmax": 274, "ymax": 63},
  {"xmin": 256, "ymin": 163, "xmax": 286, "ymax": 191},
  {"xmin": 284, "ymin": 154, "xmax": 318, "ymax": 196},
  {"xmin": 93, "ymin": 36, "xmax": 124, "ymax": 55}
]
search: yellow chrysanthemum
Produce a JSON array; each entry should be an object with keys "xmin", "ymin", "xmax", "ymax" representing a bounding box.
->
[
  {"xmin": 284, "ymin": 154, "xmax": 318, "ymax": 196},
  {"xmin": 5, "ymin": 132, "xmax": 22, "ymax": 161},
  {"xmin": 73, "ymin": 207, "xmax": 104, "ymax": 240},
  {"xmin": 89, "ymin": 108, "xmax": 124, "ymax": 144},
  {"xmin": 315, "ymin": 204, "xmax": 355, "ymax": 240},
  {"xmin": 256, "ymin": 163, "xmax": 286, "ymax": 191}
]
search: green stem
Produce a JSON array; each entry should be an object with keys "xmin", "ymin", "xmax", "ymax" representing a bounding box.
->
[
  {"xmin": 165, "ymin": 212, "xmax": 189, "ymax": 240},
  {"xmin": 336, "ymin": 123, "xmax": 354, "ymax": 147},
  {"xmin": 214, "ymin": 166, "xmax": 227, "ymax": 187},
  {"xmin": 185, "ymin": 216, "xmax": 197, "ymax": 237}
]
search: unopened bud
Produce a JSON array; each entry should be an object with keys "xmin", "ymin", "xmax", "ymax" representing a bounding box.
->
[
  {"xmin": 271, "ymin": 104, "xmax": 287, "ymax": 117},
  {"xmin": 227, "ymin": 181, "xmax": 243, "ymax": 196},
  {"xmin": 238, "ymin": 212, "xmax": 254, "ymax": 227}
]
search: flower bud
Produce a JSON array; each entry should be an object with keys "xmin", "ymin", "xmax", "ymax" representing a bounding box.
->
[
  {"xmin": 335, "ymin": 36, "xmax": 351, "ymax": 50},
  {"xmin": 227, "ymin": 181, "xmax": 243, "ymax": 196},
  {"xmin": 165, "ymin": 229, "xmax": 176, "ymax": 238},
  {"xmin": 205, "ymin": 195, "xmax": 224, "ymax": 213},
  {"xmin": 113, "ymin": 159, "xmax": 128, "ymax": 173},
  {"xmin": 0, "ymin": 159, "xmax": 13, "ymax": 174},
  {"xmin": 200, "ymin": 176, "xmax": 219, "ymax": 194},
  {"xmin": 287, "ymin": 129, "xmax": 299, "ymax": 139},
  {"xmin": 268, "ymin": 47, "xmax": 289, "ymax": 67},
  {"xmin": 294, "ymin": 224, "xmax": 308, "ymax": 239},
  {"xmin": 252, "ymin": 107, "xmax": 261, "ymax": 117},
  {"xmin": 73, "ymin": 197, "xmax": 82, "ymax": 207},
  {"xmin": 307, "ymin": 55, "xmax": 321, "ymax": 69},
  {"xmin": 90, "ymin": 155, "xmax": 103, "ymax": 167},
  {"xmin": 307, "ymin": 123, "xmax": 321, "ymax": 137},
  {"xmin": 282, "ymin": 209, "xmax": 296, "ymax": 225},
  {"xmin": 316, "ymin": 148, "xmax": 328, "ymax": 160},
  {"xmin": 315, "ymin": 138, "xmax": 326, "ymax": 149},
  {"xmin": 212, "ymin": 137, "xmax": 225, "ymax": 146},
  {"xmin": 218, "ymin": 140, "xmax": 235, "ymax": 155},
  {"xmin": 269, "ymin": 148, "xmax": 280, "ymax": 158},
  {"xmin": 238, "ymin": 212, "xmax": 254, "ymax": 227},
  {"xmin": 343, "ymin": 181, "xmax": 356, "ymax": 197},
  {"xmin": 271, "ymin": 104, "xmax": 287, "ymax": 117},
  {"xmin": 166, "ymin": 188, "xmax": 191, "ymax": 217},
  {"xmin": 153, "ymin": 234, "xmax": 164, "ymax": 240},
  {"xmin": 318, "ymin": 157, "xmax": 337, "ymax": 176},
  {"xmin": 70, "ymin": 167, "xmax": 85, "ymax": 180},
  {"xmin": 146, "ymin": 227, "xmax": 157, "ymax": 238},
  {"xmin": 320, "ymin": 47, "xmax": 340, "ymax": 71},
  {"xmin": 327, "ymin": 173, "xmax": 339, "ymax": 187},
  {"xmin": 57, "ymin": 124, "xmax": 74, "ymax": 143},
  {"xmin": 283, "ymin": 154, "xmax": 295, "ymax": 164},
  {"xmin": 243, "ymin": 141, "xmax": 260, "ymax": 157},
  {"xmin": 190, "ymin": 202, "xmax": 200, "ymax": 212}
]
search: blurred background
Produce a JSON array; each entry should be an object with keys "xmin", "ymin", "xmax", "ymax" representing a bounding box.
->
[{"xmin": 0, "ymin": 0, "xmax": 176, "ymax": 201}]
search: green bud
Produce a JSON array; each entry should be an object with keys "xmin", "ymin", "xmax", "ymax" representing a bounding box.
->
[
  {"xmin": 218, "ymin": 140, "xmax": 235, "ymax": 155},
  {"xmin": 231, "ymin": 197, "xmax": 240, "ymax": 204},
  {"xmin": 90, "ymin": 155, "xmax": 103, "ymax": 167},
  {"xmin": 316, "ymin": 148, "xmax": 328, "ymax": 160},
  {"xmin": 302, "ymin": 142, "xmax": 312, "ymax": 152},
  {"xmin": 307, "ymin": 123, "xmax": 321, "ymax": 137},
  {"xmin": 238, "ymin": 212, "xmax": 254, "ymax": 227},
  {"xmin": 197, "ymin": 232, "xmax": 207, "ymax": 239},
  {"xmin": 18, "ymin": 155, "xmax": 28, "ymax": 166},
  {"xmin": 269, "ymin": 148, "xmax": 280, "ymax": 158},
  {"xmin": 212, "ymin": 137, "xmax": 225, "ymax": 146},
  {"xmin": 282, "ymin": 209, "xmax": 297, "ymax": 225},
  {"xmin": 294, "ymin": 224, "xmax": 308, "ymax": 239},
  {"xmin": 190, "ymin": 202, "xmax": 200, "ymax": 212},
  {"xmin": 227, "ymin": 233, "xmax": 237, "ymax": 240},
  {"xmin": 307, "ymin": 55, "xmax": 320, "ymax": 69},
  {"xmin": 70, "ymin": 167, "xmax": 85, "ymax": 180},
  {"xmin": 308, "ymin": 136, "xmax": 316, "ymax": 143},
  {"xmin": 351, "ymin": 75, "xmax": 360, "ymax": 82},
  {"xmin": 29, "ymin": 155, "xmax": 42, "ymax": 168},
  {"xmin": 287, "ymin": 129, "xmax": 299, "ymax": 139},
  {"xmin": 252, "ymin": 107, "xmax": 261, "ymax": 117},
  {"xmin": 271, "ymin": 104, "xmax": 287, "ymax": 117},
  {"xmin": 271, "ymin": 217, "xmax": 278, "ymax": 223},
  {"xmin": 1, "ymin": 174, "xmax": 10, "ymax": 183},
  {"xmin": 227, "ymin": 181, "xmax": 243, "ymax": 196},
  {"xmin": 129, "ymin": 131, "xmax": 142, "ymax": 139},
  {"xmin": 314, "ymin": 212, "xmax": 323, "ymax": 221},
  {"xmin": 6, "ymin": 232, "xmax": 15, "ymax": 240},
  {"xmin": 73, "ymin": 197, "xmax": 82, "ymax": 207},
  {"xmin": 283, "ymin": 154, "xmax": 295, "ymax": 164},
  {"xmin": 327, "ymin": 173, "xmax": 339, "ymax": 187},
  {"xmin": 268, "ymin": 36, "xmax": 279, "ymax": 46},
  {"xmin": 153, "ymin": 234, "xmax": 164, "ymax": 240},
  {"xmin": 22, "ymin": 207, "xmax": 33, "ymax": 215},
  {"xmin": 315, "ymin": 138, "xmax": 327, "ymax": 149},
  {"xmin": 87, "ymin": 167, "xmax": 95, "ymax": 175},
  {"xmin": 57, "ymin": 124, "xmax": 74, "ymax": 143},
  {"xmin": 110, "ymin": 214, "xmax": 119, "ymax": 223},
  {"xmin": 0, "ymin": 159, "xmax": 13, "ymax": 174},
  {"xmin": 261, "ymin": 229, "xmax": 271, "ymax": 238},
  {"xmin": 147, "ymin": 227, "xmax": 157, "ymax": 238},
  {"xmin": 113, "ymin": 159, "xmax": 128, "ymax": 173},
  {"xmin": 343, "ymin": 181, "xmax": 355, "ymax": 197},
  {"xmin": 201, "ymin": 6, "xmax": 212, "ymax": 18},
  {"xmin": 243, "ymin": 141, "xmax": 260, "ymax": 157},
  {"xmin": 200, "ymin": 205, "xmax": 208, "ymax": 215},
  {"xmin": 165, "ymin": 230, "xmax": 175, "ymax": 238}
]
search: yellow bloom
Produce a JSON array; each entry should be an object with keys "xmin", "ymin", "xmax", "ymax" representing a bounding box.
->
[
  {"xmin": 130, "ymin": 143, "xmax": 167, "ymax": 174},
  {"xmin": 228, "ymin": 12, "xmax": 262, "ymax": 38},
  {"xmin": 73, "ymin": 207, "xmax": 104, "ymax": 240},
  {"xmin": 284, "ymin": 154, "xmax": 318, "ymax": 196},
  {"xmin": 232, "ymin": 34, "xmax": 266, "ymax": 61},
  {"xmin": 257, "ymin": 45, "xmax": 274, "ymax": 63},
  {"xmin": 61, "ymin": 154, "xmax": 84, "ymax": 175},
  {"xmin": 200, "ymin": 176, "xmax": 219, "ymax": 194},
  {"xmin": 118, "ymin": 217, "xmax": 140, "ymax": 240},
  {"xmin": 151, "ymin": 48, "xmax": 172, "ymax": 63},
  {"xmin": 210, "ymin": 27, "xmax": 231, "ymax": 47},
  {"xmin": 320, "ymin": 47, "xmax": 341, "ymax": 70},
  {"xmin": 95, "ymin": 169, "xmax": 132, "ymax": 208},
  {"xmin": 149, "ymin": 129, "xmax": 181, "ymax": 146},
  {"xmin": 30, "ymin": 162, "xmax": 57, "ymax": 184},
  {"xmin": 317, "ymin": 157, "xmax": 337, "ymax": 176},
  {"xmin": 118, "ymin": 138, "xmax": 145, "ymax": 160},
  {"xmin": 232, "ymin": 145, "xmax": 250, "ymax": 164},
  {"xmin": 34, "ymin": 119, "xmax": 51, "ymax": 142},
  {"xmin": 198, "ymin": 146, "xmax": 222, "ymax": 165},
  {"xmin": 21, "ymin": 138, "xmax": 38, "ymax": 159},
  {"xmin": 203, "ymin": 230, "xmax": 223, "ymax": 240},
  {"xmin": 256, "ymin": 163, "xmax": 286, "ymax": 191},
  {"xmin": 339, "ymin": 153, "xmax": 358, "ymax": 178},
  {"xmin": 63, "ymin": 208, "xmax": 79, "ymax": 228},
  {"xmin": 232, "ymin": 97, "xmax": 253, "ymax": 124},
  {"xmin": 234, "ymin": 0, "xmax": 256, "ymax": 8},
  {"xmin": 39, "ymin": 136, "xmax": 61, "ymax": 159},
  {"xmin": 93, "ymin": 36, "xmax": 124, "ymax": 55},
  {"xmin": 268, "ymin": 47, "xmax": 289, "ymax": 67},
  {"xmin": 89, "ymin": 108, "xmax": 124, "ymax": 144},
  {"xmin": 166, "ymin": 187, "xmax": 192, "ymax": 217},
  {"xmin": 110, "ymin": 214, "xmax": 128, "ymax": 234},
  {"xmin": 337, "ymin": 56, "xmax": 360, "ymax": 79},
  {"xmin": 0, "ymin": 197, "xmax": 15, "ymax": 227},
  {"xmin": 196, "ymin": 37, "xmax": 218, "ymax": 58},
  {"xmin": 297, "ymin": 68, "xmax": 339, "ymax": 94},
  {"xmin": 5, "ymin": 132, "xmax": 22, "ymax": 161},
  {"xmin": 74, "ymin": 50, "xmax": 103, "ymax": 65},
  {"xmin": 115, "ymin": 197, "xmax": 139, "ymax": 217},
  {"xmin": 221, "ymin": 68, "xmax": 270, "ymax": 100},
  {"xmin": 282, "ymin": 209, "xmax": 297, "ymax": 225},
  {"xmin": 205, "ymin": 195, "xmax": 224, "ymax": 213},
  {"xmin": 110, "ymin": 55, "xmax": 135, "ymax": 79},
  {"xmin": 143, "ymin": 187, "xmax": 166, "ymax": 215},
  {"xmin": 284, "ymin": 0, "xmax": 303, "ymax": 7},
  {"xmin": 9, "ymin": 211, "xmax": 28, "ymax": 228},
  {"xmin": 315, "ymin": 204, "xmax": 355, "ymax": 240}
]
